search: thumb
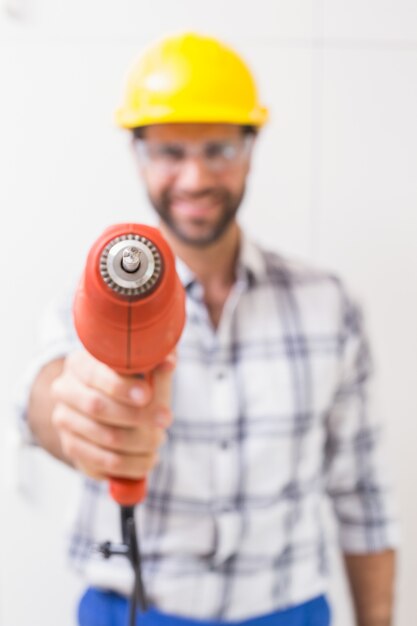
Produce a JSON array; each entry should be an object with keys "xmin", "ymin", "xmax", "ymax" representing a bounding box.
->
[{"xmin": 148, "ymin": 352, "xmax": 176, "ymax": 426}]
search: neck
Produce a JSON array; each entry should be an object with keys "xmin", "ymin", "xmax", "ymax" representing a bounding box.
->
[{"xmin": 159, "ymin": 222, "xmax": 240, "ymax": 289}]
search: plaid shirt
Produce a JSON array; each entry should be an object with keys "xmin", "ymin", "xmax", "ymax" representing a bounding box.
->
[{"xmin": 19, "ymin": 234, "xmax": 399, "ymax": 621}]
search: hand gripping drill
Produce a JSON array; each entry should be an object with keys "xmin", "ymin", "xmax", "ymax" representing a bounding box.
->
[{"xmin": 73, "ymin": 223, "xmax": 186, "ymax": 625}]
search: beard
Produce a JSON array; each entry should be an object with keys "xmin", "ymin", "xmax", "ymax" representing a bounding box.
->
[{"xmin": 146, "ymin": 186, "xmax": 246, "ymax": 247}]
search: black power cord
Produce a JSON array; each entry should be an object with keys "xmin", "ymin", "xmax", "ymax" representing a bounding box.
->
[
  {"xmin": 97, "ymin": 504, "xmax": 148, "ymax": 626},
  {"xmin": 121, "ymin": 506, "xmax": 148, "ymax": 625}
]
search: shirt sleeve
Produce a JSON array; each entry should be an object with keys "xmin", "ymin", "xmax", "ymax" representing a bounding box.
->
[
  {"xmin": 15, "ymin": 290, "xmax": 80, "ymax": 445},
  {"xmin": 324, "ymin": 288, "xmax": 400, "ymax": 553}
]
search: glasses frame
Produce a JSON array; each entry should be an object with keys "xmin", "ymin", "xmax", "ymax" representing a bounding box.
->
[{"xmin": 132, "ymin": 134, "xmax": 255, "ymax": 175}]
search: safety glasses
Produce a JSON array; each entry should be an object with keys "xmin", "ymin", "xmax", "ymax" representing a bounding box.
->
[{"xmin": 133, "ymin": 135, "xmax": 254, "ymax": 174}]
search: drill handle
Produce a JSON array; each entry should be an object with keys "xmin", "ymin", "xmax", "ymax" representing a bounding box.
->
[
  {"xmin": 109, "ymin": 370, "xmax": 152, "ymax": 507},
  {"xmin": 110, "ymin": 477, "xmax": 147, "ymax": 506}
]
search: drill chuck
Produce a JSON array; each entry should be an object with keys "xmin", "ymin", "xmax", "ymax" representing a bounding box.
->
[
  {"xmin": 100, "ymin": 234, "xmax": 162, "ymax": 297},
  {"xmin": 73, "ymin": 223, "xmax": 185, "ymax": 375}
]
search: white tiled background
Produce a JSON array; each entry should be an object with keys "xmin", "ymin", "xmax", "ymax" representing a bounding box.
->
[{"xmin": 0, "ymin": 1, "xmax": 416, "ymax": 624}]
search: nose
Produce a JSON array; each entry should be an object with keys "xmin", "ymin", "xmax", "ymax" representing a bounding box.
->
[{"xmin": 174, "ymin": 156, "xmax": 214, "ymax": 190}]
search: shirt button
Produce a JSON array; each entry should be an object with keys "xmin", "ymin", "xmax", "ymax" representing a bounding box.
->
[
  {"xmin": 216, "ymin": 370, "xmax": 226, "ymax": 380},
  {"xmin": 220, "ymin": 440, "xmax": 230, "ymax": 450}
]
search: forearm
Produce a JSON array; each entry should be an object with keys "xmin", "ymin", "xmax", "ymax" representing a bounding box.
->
[
  {"xmin": 27, "ymin": 358, "xmax": 72, "ymax": 466},
  {"xmin": 343, "ymin": 549, "xmax": 397, "ymax": 626}
]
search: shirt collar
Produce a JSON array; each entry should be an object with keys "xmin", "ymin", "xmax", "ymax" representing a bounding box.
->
[
  {"xmin": 175, "ymin": 256, "xmax": 196, "ymax": 290},
  {"xmin": 237, "ymin": 232, "xmax": 266, "ymax": 286},
  {"xmin": 174, "ymin": 231, "xmax": 266, "ymax": 290}
]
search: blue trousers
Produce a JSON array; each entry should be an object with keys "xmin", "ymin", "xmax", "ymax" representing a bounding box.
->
[{"xmin": 78, "ymin": 588, "xmax": 331, "ymax": 626}]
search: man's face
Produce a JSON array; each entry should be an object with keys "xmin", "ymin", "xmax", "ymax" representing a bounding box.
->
[{"xmin": 133, "ymin": 123, "xmax": 254, "ymax": 247}]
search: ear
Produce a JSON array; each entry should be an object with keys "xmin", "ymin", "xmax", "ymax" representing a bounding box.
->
[
  {"xmin": 130, "ymin": 135, "xmax": 146, "ymax": 179},
  {"xmin": 244, "ymin": 133, "xmax": 257, "ymax": 175}
]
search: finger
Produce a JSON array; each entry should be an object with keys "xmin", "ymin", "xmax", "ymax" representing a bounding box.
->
[
  {"xmin": 52, "ymin": 375, "xmax": 152, "ymax": 428},
  {"xmin": 53, "ymin": 403, "xmax": 166, "ymax": 454},
  {"xmin": 66, "ymin": 351, "xmax": 152, "ymax": 407},
  {"xmin": 150, "ymin": 360, "xmax": 174, "ymax": 414},
  {"xmin": 58, "ymin": 430, "xmax": 158, "ymax": 480},
  {"xmin": 154, "ymin": 350, "xmax": 177, "ymax": 374}
]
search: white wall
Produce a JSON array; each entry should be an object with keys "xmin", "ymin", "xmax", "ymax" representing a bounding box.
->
[{"xmin": 0, "ymin": 1, "xmax": 416, "ymax": 624}]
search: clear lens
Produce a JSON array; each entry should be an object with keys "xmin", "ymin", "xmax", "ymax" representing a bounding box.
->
[
  {"xmin": 151, "ymin": 143, "xmax": 185, "ymax": 162},
  {"xmin": 134, "ymin": 136, "xmax": 252, "ymax": 173}
]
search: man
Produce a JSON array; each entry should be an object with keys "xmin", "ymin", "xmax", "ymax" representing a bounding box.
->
[{"xmin": 23, "ymin": 33, "xmax": 398, "ymax": 626}]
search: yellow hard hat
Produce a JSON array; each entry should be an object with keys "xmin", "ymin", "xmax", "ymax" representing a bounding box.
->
[{"xmin": 115, "ymin": 32, "xmax": 268, "ymax": 129}]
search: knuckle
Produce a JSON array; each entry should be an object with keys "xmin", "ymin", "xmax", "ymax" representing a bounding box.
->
[
  {"xmin": 105, "ymin": 427, "xmax": 121, "ymax": 450},
  {"xmin": 107, "ymin": 379, "xmax": 123, "ymax": 398},
  {"xmin": 149, "ymin": 427, "xmax": 166, "ymax": 449},
  {"xmin": 156, "ymin": 429, "xmax": 167, "ymax": 448},
  {"xmin": 163, "ymin": 409, "xmax": 173, "ymax": 427},
  {"xmin": 85, "ymin": 391, "xmax": 104, "ymax": 418},
  {"xmin": 51, "ymin": 404, "xmax": 66, "ymax": 429},
  {"xmin": 104, "ymin": 452, "xmax": 123, "ymax": 475},
  {"xmin": 153, "ymin": 405, "xmax": 173, "ymax": 428},
  {"xmin": 61, "ymin": 435, "xmax": 76, "ymax": 460},
  {"xmin": 77, "ymin": 464, "xmax": 103, "ymax": 481},
  {"xmin": 143, "ymin": 452, "xmax": 159, "ymax": 471},
  {"xmin": 101, "ymin": 371, "xmax": 124, "ymax": 398},
  {"xmin": 50, "ymin": 377, "xmax": 63, "ymax": 400}
]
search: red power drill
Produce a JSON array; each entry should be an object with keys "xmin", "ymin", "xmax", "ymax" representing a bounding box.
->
[{"xmin": 73, "ymin": 223, "xmax": 185, "ymax": 623}]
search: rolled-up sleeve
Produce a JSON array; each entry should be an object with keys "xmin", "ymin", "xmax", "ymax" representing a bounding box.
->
[
  {"xmin": 15, "ymin": 291, "xmax": 79, "ymax": 444},
  {"xmin": 324, "ymin": 291, "xmax": 400, "ymax": 553}
]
